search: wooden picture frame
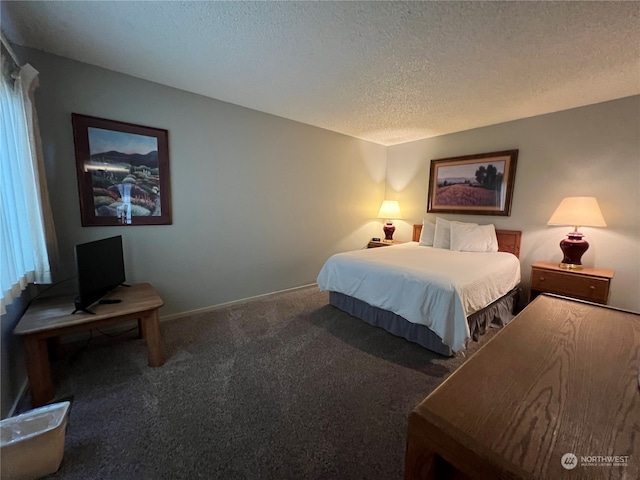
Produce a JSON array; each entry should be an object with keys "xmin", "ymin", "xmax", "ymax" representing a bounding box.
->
[
  {"xmin": 72, "ymin": 114, "xmax": 172, "ymax": 226},
  {"xmin": 427, "ymin": 150, "xmax": 518, "ymax": 216}
]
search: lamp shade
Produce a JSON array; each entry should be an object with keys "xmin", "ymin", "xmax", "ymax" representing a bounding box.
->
[
  {"xmin": 547, "ymin": 197, "xmax": 606, "ymax": 228},
  {"xmin": 377, "ymin": 200, "xmax": 402, "ymax": 219}
]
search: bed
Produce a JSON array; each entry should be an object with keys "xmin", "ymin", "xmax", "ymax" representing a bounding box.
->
[{"xmin": 317, "ymin": 224, "xmax": 522, "ymax": 356}]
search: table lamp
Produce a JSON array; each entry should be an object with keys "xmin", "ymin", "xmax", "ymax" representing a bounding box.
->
[
  {"xmin": 377, "ymin": 200, "xmax": 402, "ymax": 242},
  {"xmin": 547, "ymin": 197, "xmax": 606, "ymax": 269}
]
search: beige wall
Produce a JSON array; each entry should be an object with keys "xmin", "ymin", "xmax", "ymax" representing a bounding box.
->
[
  {"xmin": 386, "ymin": 96, "xmax": 640, "ymax": 311},
  {"xmin": 22, "ymin": 48, "xmax": 640, "ymax": 314},
  {"xmin": 4, "ymin": 49, "xmax": 637, "ymax": 417},
  {"xmin": 24, "ymin": 48, "xmax": 386, "ymax": 317},
  {"xmin": 26, "ymin": 48, "xmax": 638, "ymax": 314}
]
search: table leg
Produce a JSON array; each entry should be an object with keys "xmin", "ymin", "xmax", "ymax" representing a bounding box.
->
[
  {"xmin": 138, "ymin": 318, "xmax": 146, "ymax": 339},
  {"xmin": 142, "ymin": 309, "xmax": 164, "ymax": 367},
  {"xmin": 23, "ymin": 336, "xmax": 55, "ymax": 407}
]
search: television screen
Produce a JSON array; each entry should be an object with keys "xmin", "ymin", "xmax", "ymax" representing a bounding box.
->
[{"xmin": 74, "ymin": 235, "xmax": 126, "ymax": 313}]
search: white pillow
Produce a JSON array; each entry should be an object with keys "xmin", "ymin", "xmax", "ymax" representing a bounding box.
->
[
  {"xmin": 433, "ymin": 218, "xmax": 452, "ymax": 249},
  {"xmin": 450, "ymin": 222, "xmax": 499, "ymax": 252},
  {"xmin": 419, "ymin": 220, "xmax": 435, "ymax": 246},
  {"xmin": 484, "ymin": 224, "xmax": 499, "ymax": 252}
]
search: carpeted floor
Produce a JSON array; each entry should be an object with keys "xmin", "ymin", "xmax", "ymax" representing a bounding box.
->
[{"xmin": 36, "ymin": 286, "xmax": 499, "ymax": 479}]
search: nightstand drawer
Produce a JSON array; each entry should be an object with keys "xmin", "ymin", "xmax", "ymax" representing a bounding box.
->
[{"xmin": 530, "ymin": 268, "xmax": 610, "ymax": 303}]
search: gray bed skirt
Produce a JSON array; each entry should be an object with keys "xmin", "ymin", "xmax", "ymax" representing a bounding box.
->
[{"xmin": 328, "ymin": 288, "xmax": 520, "ymax": 356}]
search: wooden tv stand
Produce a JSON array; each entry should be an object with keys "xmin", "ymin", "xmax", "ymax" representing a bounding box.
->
[{"xmin": 14, "ymin": 283, "xmax": 164, "ymax": 407}]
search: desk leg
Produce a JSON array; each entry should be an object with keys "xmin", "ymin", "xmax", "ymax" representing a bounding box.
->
[
  {"xmin": 24, "ymin": 336, "xmax": 55, "ymax": 407},
  {"xmin": 142, "ymin": 309, "xmax": 164, "ymax": 367},
  {"xmin": 405, "ymin": 433, "xmax": 438, "ymax": 480},
  {"xmin": 405, "ymin": 420, "xmax": 471, "ymax": 480}
]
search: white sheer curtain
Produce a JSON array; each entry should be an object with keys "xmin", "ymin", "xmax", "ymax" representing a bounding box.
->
[{"xmin": 0, "ymin": 54, "xmax": 53, "ymax": 314}]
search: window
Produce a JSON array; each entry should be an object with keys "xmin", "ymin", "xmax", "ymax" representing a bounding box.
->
[{"xmin": 0, "ymin": 46, "xmax": 52, "ymax": 314}]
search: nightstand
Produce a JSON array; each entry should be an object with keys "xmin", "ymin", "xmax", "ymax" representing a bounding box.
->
[
  {"xmin": 529, "ymin": 261, "xmax": 614, "ymax": 305},
  {"xmin": 367, "ymin": 240, "xmax": 402, "ymax": 248}
]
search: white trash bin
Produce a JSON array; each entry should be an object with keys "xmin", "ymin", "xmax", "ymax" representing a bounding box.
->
[{"xmin": 0, "ymin": 401, "xmax": 70, "ymax": 480}]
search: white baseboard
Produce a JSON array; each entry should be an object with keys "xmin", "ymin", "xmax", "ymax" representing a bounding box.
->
[
  {"xmin": 160, "ymin": 283, "xmax": 319, "ymax": 322},
  {"xmin": 6, "ymin": 283, "xmax": 321, "ymax": 414},
  {"xmin": 62, "ymin": 283, "xmax": 320, "ymax": 339}
]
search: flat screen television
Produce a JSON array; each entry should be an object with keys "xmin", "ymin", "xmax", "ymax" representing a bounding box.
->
[{"xmin": 73, "ymin": 235, "xmax": 126, "ymax": 314}]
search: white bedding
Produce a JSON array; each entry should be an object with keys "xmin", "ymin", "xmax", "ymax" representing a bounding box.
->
[{"xmin": 316, "ymin": 242, "xmax": 521, "ymax": 352}]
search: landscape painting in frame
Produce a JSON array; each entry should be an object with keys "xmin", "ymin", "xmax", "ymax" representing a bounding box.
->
[
  {"xmin": 427, "ymin": 150, "xmax": 518, "ymax": 216},
  {"xmin": 72, "ymin": 114, "xmax": 172, "ymax": 226}
]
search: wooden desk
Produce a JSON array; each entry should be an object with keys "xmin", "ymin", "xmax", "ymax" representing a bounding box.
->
[
  {"xmin": 14, "ymin": 283, "xmax": 164, "ymax": 407},
  {"xmin": 405, "ymin": 294, "xmax": 640, "ymax": 480}
]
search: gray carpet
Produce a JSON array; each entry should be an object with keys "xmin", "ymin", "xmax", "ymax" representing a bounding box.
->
[{"xmin": 37, "ymin": 286, "xmax": 498, "ymax": 479}]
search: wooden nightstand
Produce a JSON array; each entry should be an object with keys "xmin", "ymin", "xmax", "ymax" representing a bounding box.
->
[
  {"xmin": 367, "ymin": 240, "xmax": 402, "ymax": 248},
  {"xmin": 529, "ymin": 261, "xmax": 614, "ymax": 305}
]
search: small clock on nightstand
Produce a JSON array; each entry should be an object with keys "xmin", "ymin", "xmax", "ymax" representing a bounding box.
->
[{"xmin": 529, "ymin": 261, "xmax": 614, "ymax": 305}]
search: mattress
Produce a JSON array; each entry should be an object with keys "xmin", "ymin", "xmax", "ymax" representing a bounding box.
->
[{"xmin": 317, "ymin": 242, "xmax": 521, "ymax": 352}]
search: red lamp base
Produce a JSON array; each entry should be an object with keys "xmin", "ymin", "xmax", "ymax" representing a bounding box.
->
[
  {"xmin": 559, "ymin": 231, "xmax": 589, "ymax": 270},
  {"xmin": 383, "ymin": 222, "xmax": 396, "ymax": 241}
]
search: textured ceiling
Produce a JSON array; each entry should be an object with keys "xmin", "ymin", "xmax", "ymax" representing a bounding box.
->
[{"xmin": 2, "ymin": 1, "xmax": 639, "ymax": 146}]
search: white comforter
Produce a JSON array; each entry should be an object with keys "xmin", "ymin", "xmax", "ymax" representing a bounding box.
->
[{"xmin": 316, "ymin": 242, "xmax": 521, "ymax": 352}]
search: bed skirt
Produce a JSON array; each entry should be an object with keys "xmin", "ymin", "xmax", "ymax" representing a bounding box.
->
[{"xmin": 328, "ymin": 288, "xmax": 520, "ymax": 356}]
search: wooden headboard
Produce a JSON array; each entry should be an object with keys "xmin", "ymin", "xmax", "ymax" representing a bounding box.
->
[{"xmin": 412, "ymin": 224, "xmax": 522, "ymax": 258}]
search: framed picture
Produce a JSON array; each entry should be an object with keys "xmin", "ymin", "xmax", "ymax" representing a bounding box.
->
[
  {"xmin": 427, "ymin": 150, "xmax": 518, "ymax": 216},
  {"xmin": 72, "ymin": 114, "xmax": 172, "ymax": 226}
]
